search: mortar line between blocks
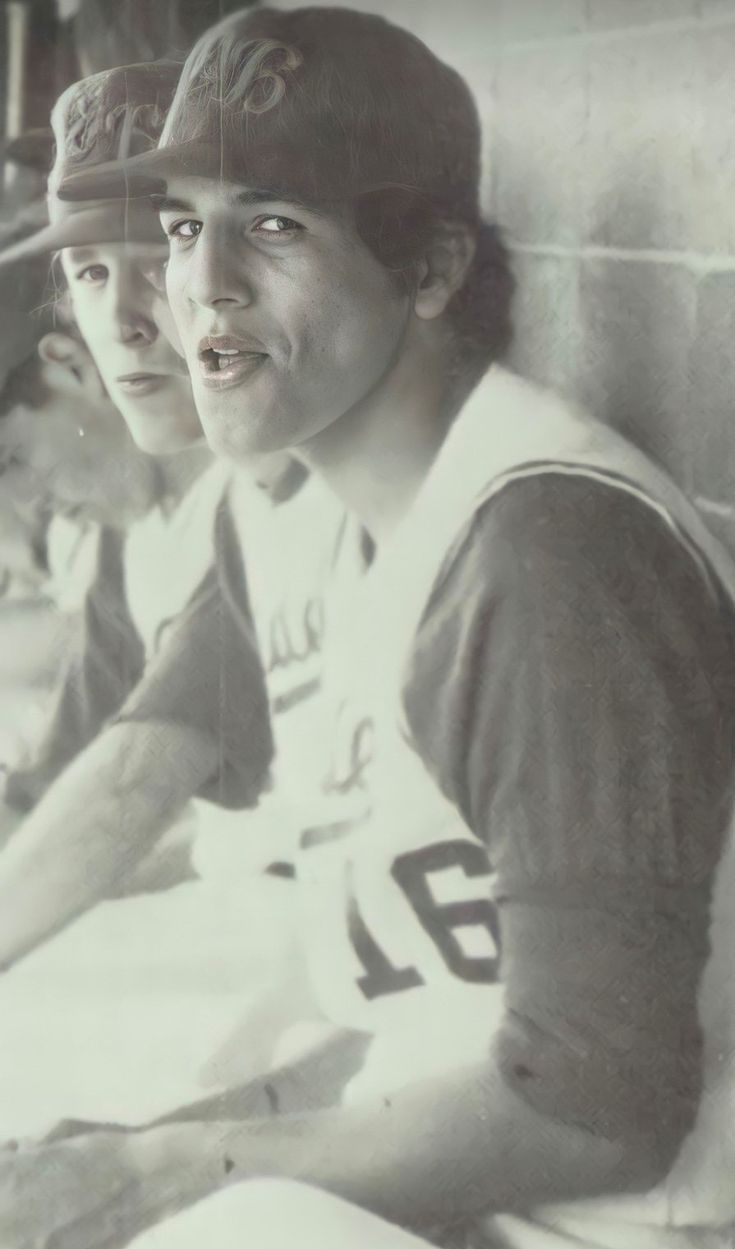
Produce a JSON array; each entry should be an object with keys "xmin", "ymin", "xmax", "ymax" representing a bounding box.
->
[{"xmin": 508, "ymin": 241, "xmax": 735, "ymax": 276}]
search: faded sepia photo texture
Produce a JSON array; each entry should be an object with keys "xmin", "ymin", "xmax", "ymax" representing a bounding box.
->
[{"xmin": 0, "ymin": 2, "xmax": 734, "ymax": 1247}]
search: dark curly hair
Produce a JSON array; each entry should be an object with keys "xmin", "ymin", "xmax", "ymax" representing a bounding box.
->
[{"xmin": 354, "ymin": 189, "xmax": 514, "ymax": 372}]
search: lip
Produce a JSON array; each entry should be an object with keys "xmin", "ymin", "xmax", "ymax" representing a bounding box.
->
[
  {"xmin": 197, "ymin": 334, "xmax": 269, "ymax": 392},
  {"xmin": 115, "ymin": 372, "xmax": 170, "ymax": 396},
  {"xmin": 198, "ymin": 354, "xmax": 268, "ymax": 392}
]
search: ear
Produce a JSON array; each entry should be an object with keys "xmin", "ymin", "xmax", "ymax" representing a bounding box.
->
[
  {"xmin": 38, "ymin": 331, "xmax": 84, "ymax": 369},
  {"xmin": 413, "ymin": 222, "xmax": 476, "ymax": 322}
]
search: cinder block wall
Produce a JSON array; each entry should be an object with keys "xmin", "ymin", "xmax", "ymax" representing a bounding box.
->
[{"xmin": 280, "ymin": 0, "xmax": 735, "ymax": 544}]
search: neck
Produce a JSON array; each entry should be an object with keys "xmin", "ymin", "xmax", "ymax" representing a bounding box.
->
[
  {"xmin": 300, "ymin": 332, "xmax": 467, "ymax": 546},
  {"xmin": 156, "ymin": 441, "xmax": 213, "ymax": 508}
]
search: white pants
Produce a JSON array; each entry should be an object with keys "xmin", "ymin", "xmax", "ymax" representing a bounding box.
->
[
  {"xmin": 0, "ymin": 872, "xmax": 303, "ymax": 1139},
  {"xmin": 129, "ymin": 1181, "xmax": 735, "ymax": 1249},
  {"xmin": 131, "ymin": 1180, "xmax": 432, "ymax": 1249}
]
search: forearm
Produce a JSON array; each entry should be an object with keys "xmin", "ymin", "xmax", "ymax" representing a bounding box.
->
[
  {"xmin": 0, "ymin": 719, "xmax": 216, "ymax": 969},
  {"xmin": 158, "ymin": 1057, "xmax": 646, "ymax": 1229},
  {"xmin": 104, "ymin": 816, "xmax": 198, "ymax": 898}
]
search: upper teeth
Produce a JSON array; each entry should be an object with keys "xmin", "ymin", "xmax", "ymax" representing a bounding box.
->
[{"xmin": 214, "ymin": 348, "xmax": 240, "ymax": 355}]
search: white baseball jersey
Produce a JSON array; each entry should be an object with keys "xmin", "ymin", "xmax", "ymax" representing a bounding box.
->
[
  {"xmin": 288, "ymin": 513, "xmax": 503, "ymax": 1101},
  {"xmin": 289, "ymin": 365, "xmax": 735, "ymax": 1249},
  {"xmin": 191, "ymin": 470, "xmax": 346, "ymax": 880},
  {"xmin": 124, "ymin": 457, "xmax": 230, "ymax": 663}
]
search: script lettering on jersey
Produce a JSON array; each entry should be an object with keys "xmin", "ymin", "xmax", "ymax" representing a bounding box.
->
[
  {"xmin": 322, "ymin": 702, "xmax": 375, "ymax": 796},
  {"xmin": 153, "ymin": 614, "xmax": 175, "ymax": 655},
  {"xmin": 348, "ymin": 839, "xmax": 501, "ymax": 1000},
  {"xmin": 267, "ymin": 594, "xmax": 324, "ymax": 673}
]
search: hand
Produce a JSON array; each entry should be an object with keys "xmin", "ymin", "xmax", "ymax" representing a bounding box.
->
[
  {"xmin": 0, "ymin": 1124, "xmax": 216, "ymax": 1249},
  {"xmin": 105, "ymin": 823, "xmax": 197, "ymax": 899}
]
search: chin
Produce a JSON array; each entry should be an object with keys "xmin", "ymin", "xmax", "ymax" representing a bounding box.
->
[
  {"xmin": 127, "ymin": 417, "xmax": 201, "ymax": 457},
  {"xmin": 197, "ymin": 391, "xmax": 320, "ymax": 462},
  {"xmin": 198, "ymin": 409, "xmax": 259, "ymax": 461},
  {"xmin": 201, "ymin": 420, "xmax": 288, "ymax": 463}
]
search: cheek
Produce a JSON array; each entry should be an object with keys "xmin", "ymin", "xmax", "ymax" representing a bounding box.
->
[
  {"xmin": 67, "ymin": 288, "xmax": 106, "ymax": 357},
  {"xmin": 165, "ymin": 260, "xmax": 190, "ymax": 331},
  {"xmin": 279, "ymin": 249, "xmax": 404, "ymax": 365},
  {"xmin": 313, "ymin": 262, "xmax": 407, "ymax": 375},
  {"xmin": 154, "ymin": 293, "xmax": 184, "ymax": 355}
]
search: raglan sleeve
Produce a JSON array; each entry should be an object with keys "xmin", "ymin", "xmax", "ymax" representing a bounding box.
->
[
  {"xmin": 116, "ymin": 495, "xmax": 274, "ymax": 809},
  {"xmin": 402, "ymin": 474, "xmax": 735, "ymax": 1179},
  {"xmin": 4, "ymin": 525, "xmax": 145, "ymax": 813}
]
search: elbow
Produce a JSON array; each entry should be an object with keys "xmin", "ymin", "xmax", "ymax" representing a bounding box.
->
[{"xmin": 494, "ymin": 1015, "xmax": 700, "ymax": 1204}]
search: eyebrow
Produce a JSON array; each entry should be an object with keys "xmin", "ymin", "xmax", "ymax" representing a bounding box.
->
[
  {"xmin": 64, "ymin": 246, "xmax": 98, "ymax": 261},
  {"xmin": 153, "ymin": 194, "xmax": 194, "ymax": 213},
  {"xmin": 154, "ymin": 188, "xmax": 329, "ymax": 217}
]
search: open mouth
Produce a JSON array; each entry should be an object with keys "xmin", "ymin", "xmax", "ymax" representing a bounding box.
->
[
  {"xmin": 198, "ymin": 335, "xmax": 268, "ymax": 391},
  {"xmin": 116, "ymin": 373, "xmax": 169, "ymax": 397}
]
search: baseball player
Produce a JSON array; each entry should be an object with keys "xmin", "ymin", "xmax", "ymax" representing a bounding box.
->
[{"xmin": 5, "ymin": 6, "xmax": 735, "ymax": 1248}]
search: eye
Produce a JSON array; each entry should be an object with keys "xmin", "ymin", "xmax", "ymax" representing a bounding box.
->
[
  {"xmin": 76, "ymin": 264, "xmax": 108, "ymax": 284},
  {"xmin": 166, "ymin": 219, "xmax": 202, "ymax": 244},
  {"xmin": 252, "ymin": 215, "xmax": 303, "ymax": 239}
]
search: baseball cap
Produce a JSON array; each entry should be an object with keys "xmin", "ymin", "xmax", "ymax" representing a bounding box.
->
[
  {"xmin": 58, "ymin": 6, "xmax": 482, "ymax": 225},
  {"xmin": 0, "ymin": 60, "xmax": 181, "ymax": 269}
]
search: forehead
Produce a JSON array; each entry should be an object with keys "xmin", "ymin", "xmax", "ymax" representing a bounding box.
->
[
  {"xmin": 62, "ymin": 240, "xmax": 168, "ymax": 265},
  {"xmin": 160, "ymin": 176, "xmax": 335, "ymax": 220}
]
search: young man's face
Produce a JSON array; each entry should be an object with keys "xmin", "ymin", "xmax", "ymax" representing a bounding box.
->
[
  {"xmin": 60, "ymin": 242, "xmax": 203, "ymax": 456},
  {"xmin": 160, "ymin": 178, "xmax": 413, "ymax": 461},
  {"xmin": 2, "ymin": 334, "xmax": 158, "ymax": 527}
]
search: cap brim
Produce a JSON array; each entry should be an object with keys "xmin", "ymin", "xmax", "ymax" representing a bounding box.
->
[
  {"xmin": 0, "ymin": 201, "xmax": 166, "ymax": 269},
  {"xmin": 57, "ymin": 140, "xmax": 227, "ymax": 202},
  {"xmin": 56, "ymin": 131, "xmax": 326, "ymax": 203}
]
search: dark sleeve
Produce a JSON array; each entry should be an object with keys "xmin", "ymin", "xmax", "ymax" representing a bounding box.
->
[
  {"xmin": 4, "ymin": 526, "xmax": 145, "ymax": 813},
  {"xmin": 403, "ymin": 474, "xmax": 735, "ymax": 1180},
  {"xmin": 117, "ymin": 497, "xmax": 273, "ymax": 809}
]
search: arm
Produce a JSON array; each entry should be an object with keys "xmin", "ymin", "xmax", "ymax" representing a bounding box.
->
[
  {"xmin": 0, "ymin": 1060, "xmax": 638, "ymax": 1249},
  {"xmin": 4, "ymin": 527, "xmax": 145, "ymax": 815},
  {"xmin": 138, "ymin": 1056, "xmax": 639, "ymax": 1228},
  {"xmin": 401, "ymin": 477, "xmax": 735, "ymax": 1205},
  {"xmin": 0, "ymin": 717, "xmax": 216, "ymax": 968},
  {"xmin": 0, "ymin": 562, "xmax": 272, "ymax": 969}
]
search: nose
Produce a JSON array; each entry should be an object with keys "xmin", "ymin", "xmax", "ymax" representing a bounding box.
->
[
  {"xmin": 185, "ymin": 226, "xmax": 255, "ymax": 311},
  {"xmin": 110, "ymin": 264, "xmax": 158, "ymax": 347}
]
